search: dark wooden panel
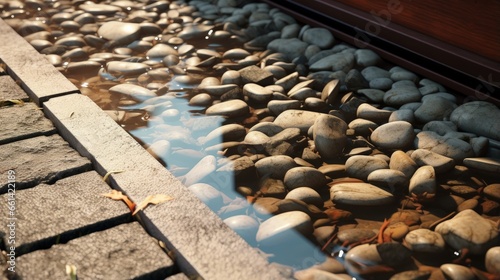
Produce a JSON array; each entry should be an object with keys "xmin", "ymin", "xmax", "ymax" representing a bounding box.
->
[{"xmin": 332, "ymin": 0, "xmax": 500, "ymax": 62}]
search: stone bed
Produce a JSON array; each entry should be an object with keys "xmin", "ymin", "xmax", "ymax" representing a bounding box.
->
[{"xmin": 1, "ymin": 0, "xmax": 500, "ymax": 279}]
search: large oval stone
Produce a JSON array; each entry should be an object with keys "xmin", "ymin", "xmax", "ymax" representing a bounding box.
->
[
  {"xmin": 313, "ymin": 114, "xmax": 348, "ymax": 159},
  {"xmin": 256, "ymin": 211, "xmax": 313, "ymax": 246},
  {"xmin": 371, "ymin": 121, "xmax": 415, "ymax": 150},
  {"xmin": 330, "ymin": 182, "xmax": 394, "ymax": 206}
]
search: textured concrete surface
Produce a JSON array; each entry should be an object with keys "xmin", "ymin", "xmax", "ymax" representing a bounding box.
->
[
  {"xmin": 0, "ymin": 20, "xmax": 79, "ymax": 105},
  {"xmin": 44, "ymin": 93, "xmax": 289, "ymax": 279},
  {"xmin": 16, "ymin": 222, "xmax": 177, "ymax": 279},
  {"xmin": 0, "ymin": 75, "xmax": 29, "ymax": 102},
  {"xmin": 0, "ymin": 103, "xmax": 56, "ymax": 144},
  {"xmin": 0, "ymin": 171, "xmax": 131, "ymax": 255},
  {"xmin": 0, "ymin": 134, "xmax": 92, "ymax": 192}
]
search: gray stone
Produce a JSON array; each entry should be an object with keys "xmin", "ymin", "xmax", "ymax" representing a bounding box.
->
[
  {"xmin": 205, "ymin": 99, "xmax": 249, "ymax": 118},
  {"xmin": 283, "ymin": 167, "xmax": 327, "ymax": 191},
  {"xmin": 0, "ymin": 20, "xmax": 79, "ymax": 105},
  {"xmin": 267, "ymin": 38, "xmax": 309, "ymax": 61},
  {"xmin": 255, "ymin": 155, "xmax": 297, "ymax": 179},
  {"xmin": 17, "ymin": 222, "xmax": 176, "ymax": 279},
  {"xmin": 345, "ymin": 69, "xmax": 369, "ymax": 90},
  {"xmin": 309, "ymin": 52, "xmax": 354, "ymax": 73},
  {"xmin": 369, "ymin": 78, "xmax": 393, "ymax": 90},
  {"xmin": 422, "ymin": 121, "xmax": 457, "ymax": 136},
  {"xmin": 0, "ymin": 75, "xmax": 29, "ymax": 102},
  {"xmin": 302, "ymin": 27, "xmax": 335, "ymax": 49},
  {"xmin": 371, "ymin": 121, "xmax": 415, "ymax": 150},
  {"xmin": 414, "ymin": 131, "xmax": 475, "ymax": 162},
  {"xmin": 345, "ymin": 155, "xmax": 389, "ymax": 180},
  {"xmin": 188, "ymin": 183, "xmax": 224, "ymax": 210},
  {"xmin": 330, "ymin": 182, "xmax": 394, "ymax": 206},
  {"xmin": 243, "ymin": 83, "xmax": 273, "ymax": 102},
  {"xmin": 450, "ymin": 101, "xmax": 500, "ymax": 141},
  {"xmin": 355, "ymin": 49, "xmax": 381, "ymax": 67},
  {"xmin": 267, "ymin": 100, "xmax": 301, "ymax": 116},
  {"xmin": 239, "ymin": 65, "xmax": 274, "ymax": 86},
  {"xmin": 361, "ymin": 66, "xmax": 391, "ymax": 81},
  {"xmin": 410, "ymin": 149, "xmax": 455, "ymax": 174},
  {"xmin": 356, "ymin": 103, "xmax": 392, "ymax": 123},
  {"xmin": 43, "ymin": 94, "xmax": 286, "ymax": 279},
  {"xmin": 109, "ymin": 83, "xmax": 157, "ymax": 101},
  {"xmin": 313, "ymin": 114, "xmax": 348, "ymax": 159},
  {"xmin": 0, "ymin": 134, "xmax": 91, "ymax": 192},
  {"xmin": 414, "ymin": 95, "xmax": 456, "ymax": 123},
  {"xmin": 256, "ymin": 211, "xmax": 313, "ymax": 246},
  {"xmin": 408, "ymin": 165, "xmax": 436, "ymax": 198},
  {"xmin": 384, "ymin": 86, "xmax": 422, "ymax": 107},
  {"xmin": 0, "ymin": 103, "xmax": 56, "ymax": 144},
  {"xmin": 0, "ymin": 171, "xmax": 130, "ymax": 255},
  {"xmin": 274, "ymin": 109, "xmax": 326, "ymax": 134},
  {"xmin": 463, "ymin": 157, "xmax": 500, "ymax": 173},
  {"xmin": 388, "ymin": 109, "xmax": 415, "ymax": 123}
]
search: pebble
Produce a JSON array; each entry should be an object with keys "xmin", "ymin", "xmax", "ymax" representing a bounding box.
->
[
  {"xmin": 408, "ymin": 165, "xmax": 436, "ymax": 198},
  {"xmin": 345, "ymin": 155, "xmax": 389, "ymax": 180},
  {"xmin": 450, "ymin": 101, "xmax": 500, "ymax": 141},
  {"xmin": 463, "ymin": 157, "xmax": 500, "ymax": 173},
  {"xmin": 384, "ymin": 86, "xmax": 422, "ymax": 107},
  {"xmin": 313, "ymin": 114, "xmax": 348, "ymax": 159},
  {"xmin": 389, "ymin": 150, "xmax": 418, "ymax": 178},
  {"xmin": 267, "ymin": 38, "xmax": 309, "ymax": 61},
  {"xmin": 367, "ymin": 169, "xmax": 407, "ymax": 192},
  {"xmin": 309, "ymin": 52, "xmax": 354, "ymax": 73},
  {"xmin": 440, "ymin": 264, "xmax": 475, "ymax": 280},
  {"xmin": 414, "ymin": 95, "xmax": 456, "ymax": 123},
  {"xmin": 483, "ymin": 184, "xmax": 500, "ymax": 202},
  {"xmin": 361, "ymin": 66, "xmax": 391, "ymax": 81},
  {"xmin": 97, "ymin": 21, "xmax": 141, "ymax": 45},
  {"xmin": 485, "ymin": 246, "xmax": 500, "ymax": 275},
  {"xmin": 205, "ymin": 99, "xmax": 249, "ymax": 118},
  {"xmin": 410, "ymin": 149, "xmax": 455, "ymax": 174},
  {"xmin": 285, "ymin": 187, "xmax": 323, "ymax": 208},
  {"xmin": 274, "ymin": 110, "xmax": 326, "ymax": 134},
  {"xmin": 344, "ymin": 244, "xmax": 382, "ymax": 275},
  {"xmin": 243, "ymin": 83, "xmax": 273, "ymax": 102},
  {"xmin": 267, "ymin": 100, "xmax": 301, "ymax": 116},
  {"xmin": 355, "ymin": 49, "xmax": 381, "ymax": 67},
  {"xmin": 106, "ymin": 61, "xmax": 150, "ymax": 76},
  {"xmin": 109, "ymin": 84, "xmax": 156, "ymax": 101},
  {"xmin": 348, "ymin": 118, "xmax": 378, "ymax": 136},
  {"xmin": 256, "ymin": 211, "xmax": 313, "ymax": 246},
  {"xmin": 404, "ymin": 228, "xmax": 445, "ymax": 253},
  {"xmin": 388, "ymin": 109, "xmax": 415, "ymax": 123},
  {"xmin": 337, "ymin": 228, "xmax": 376, "ymax": 244},
  {"xmin": 283, "ymin": 167, "xmax": 327, "ymax": 191},
  {"xmin": 223, "ymin": 215, "xmax": 259, "ymax": 243},
  {"xmin": 370, "ymin": 121, "xmax": 415, "ymax": 150},
  {"xmin": 435, "ymin": 209, "xmax": 499, "ymax": 254},
  {"xmin": 302, "ymin": 27, "xmax": 335, "ymax": 49},
  {"xmin": 255, "ymin": 155, "xmax": 297, "ymax": 179},
  {"xmin": 356, "ymin": 103, "xmax": 392, "ymax": 123},
  {"xmin": 330, "ymin": 182, "xmax": 394, "ymax": 206},
  {"xmin": 187, "ymin": 183, "xmax": 223, "ymax": 210},
  {"xmin": 415, "ymin": 131, "xmax": 475, "ymax": 162}
]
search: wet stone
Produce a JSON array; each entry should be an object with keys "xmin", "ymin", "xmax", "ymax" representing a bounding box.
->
[
  {"xmin": 0, "ymin": 171, "xmax": 130, "ymax": 255},
  {"xmin": 0, "ymin": 135, "xmax": 91, "ymax": 192},
  {"xmin": 0, "ymin": 103, "xmax": 56, "ymax": 144},
  {"xmin": 205, "ymin": 99, "xmax": 249, "ymax": 118},
  {"xmin": 337, "ymin": 228, "xmax": 377, "ymax": 244},
  {"xmin": 16, "ymin": 222, "xmax": 175, "ymax": 279},
  {"xmin": 355, "ymin": 49, "xmax": 381, "ymax": 67},
  {"xmin": 109, "ymin": 83, "xmax": 156, "ymax": 102},
  {"xmin": 187, "ymin": 183, "xmax": 223, "ymax": 210},
  {"xmin": 283, "ymin": 166, "xmax": 327, "ymax": 191},
  {"xmin": 414, "ymin": 95, "xmax": 456, "ymax": 123},
  {"xmin": 256, "ymin": 211, "xmax": 313, "ymax": 246},
  {"xmin": 223, "ymin": 215, "xmax": 259, "ymax": 244},
  {"xmin": 435, "ymin": 209, "xmax": 498, "ymax": 254}
]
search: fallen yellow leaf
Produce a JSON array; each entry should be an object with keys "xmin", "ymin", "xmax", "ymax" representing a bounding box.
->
[
  {"xmin": 133, "ymin": 194, "xmax": 174, "ymax": 215},
  {"xmin": 101, "ymin": 189, "xmax": 136, "ymax": 212}
]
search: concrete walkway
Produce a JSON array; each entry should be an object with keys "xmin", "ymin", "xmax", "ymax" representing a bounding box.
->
[{"xmin": 0, "ymin": 19, "xmax": 289, "ymax": 280}]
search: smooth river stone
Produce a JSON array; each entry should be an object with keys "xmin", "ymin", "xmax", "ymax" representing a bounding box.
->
[
  {"xmin": 285, "ymin": 187, "xmax": 323, "ymax": 208},
  {"xmin": 435, "ymin": 209, "xmax": 499, "ymax": 254},
  {"xmin": 187, "ymin": 183, "xmax": 223, "ymax": 210},
  {"xmin": 199, "ymin": 124, "xmax": 246, "ymax": 146},
  {"xmin": 205, "ymin": 99, "xmax": 249, "ymax": 118},
  {"xmin": 345, "ymin": 155, "xmax": 389, "ymax": 181},
  {"xmin": 414, "ymin": 95, "xmax": 456, "ymax": 123},
  {"xmin": 283, "ymin": 167, "xmax": 328, "ymax": 191},
  {"xmin": 483, "ymin": 184, "xmax": 500, "ymax": 202},
  {"xmin": 79, "ymin": 3, "xmax": 121, "ymax": 15},
  {"xmin": 106, "ymin": 61, "xmax": 150, "ymax": 76},
  {"xmin": 355, "ymin": 49, "xmax": 381, "ymax": 67},
  {"xmin": 356, "ymin": 103, "xmax": 392, "ymax": 123},
  {"xmin": 109, "ymin": 84, "xmax": 156, "ymax": 101},
  {"xmin": 463, "ymin": 157, "xmax": 500, "ymax": 173},
  {"xmin": 330, "ymin": 182, "xmax": 394, "ymax": 206},
  {"xmin": 408, "ymin": 165, "xmax": 436, "ymax": 198},
  {"xmin": 274, "ymin": 110, "xmax": 326, "ymax": 134},
  {"xmin": 344, "ymin": 244, "xmax": 382, "ymax": 275},
  {"xmin": 414, "ymin": 131, "xmax": 475, "ymax": 162},
  {"xmin": 249, "ymin": 122, "xmax": 284, "ymax": 136},
  {"xmin": 267, "ymin": 100, "xmax": 301, "ymax": 116},
  {"xmin": 256, "ymin": 211, "xmax": 313, "ymax": 246},
  {"xmin": 223, "ymin": 215, "xmax": 259, "ymax": 243},
  {"xmin": 309, "ymin": 52, "xmax": 354, "ymax": 73},
  {"xmin": 485, "ymin": 246, "xmax": 500, "ymax": 275},
  {"xmin": 243, "ymin": 131, "xmax": 270, "ymax": 145},
  {"xmin": 367, "ymin": 169, "xmax": 407, "ymax": 191},
  {"xmin": 404, "ymin": 228, "xmax": 445, "ymax": 253},
  {"xmin": 255, "ymin": 155, "xmax": 297, "ymax": 179},
  {"xmin": 348, "ymin": 118, "xmax": 378, "ymax": 136},
  {"xmin": 313, "ymin": 114, "xmax": 348, "ymax": 159},
  {"xmin": 450, "ymin": 101, "xmax": 500, "ymax": 141},
  {"xmin": 371, "ymin": 121, "xmax": 415, "ymax": 150},
  {"xmin": 243, "ymin": 83, "xmax": 273, "ymax": 102},
  {"xmin": 146, "ymin": 43, "xmax": 178, "ymax": 59},
  {"xmin": 384, "ymin": 86, "xmax": 422, "ymax": 107},
  {"xmin": 410, "ymin": 149, "xmax": 455, "ymax": 174},
  {"xmin": 440, "ymin": 264, "xmax": 475, "ymax": 280},
  {"xmin": 389, "ymin": 150, "xmax": 418, "ymax": 178},
  {"xmin": 302, "ymin": 27, "xmax": 335, "ymax": 49},
  {"xmin": 267, "ymin": 38, "xmax": 309, "ymax": 61},
  {"xmin": 97, "ymin": 21, "xmax": 140, "ymax": 45}
]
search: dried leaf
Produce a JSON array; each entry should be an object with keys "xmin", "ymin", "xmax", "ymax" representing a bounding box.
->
[
  {"xmin": 8, "ymin": 99, "xmax": 24, "ymax": 105},
  {"xmin": 133, "ymin": 194, "xmax": 173, "ymax": 215},
  {"xmin": 65, "ymin": 264, "xmax": 77, "ymax": 280},
  {"xmin": 102, "ymin": 170, "xmax": 125, "ymax": 182},
  {"xmin": 101, "ymin": 189, "xmax": 135, "ymax": 212}
]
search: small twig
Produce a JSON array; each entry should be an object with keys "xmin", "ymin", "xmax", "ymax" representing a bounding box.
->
[{"xmin": 429, "ymin": 211, "xmax": 456, "ymax": 230}]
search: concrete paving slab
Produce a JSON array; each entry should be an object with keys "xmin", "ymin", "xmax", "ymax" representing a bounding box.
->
[
  {"xmin": 0, "ymin": 19, "xmax": 79, "ymax": 105},
  {"xmin": 0, "ymin": 75, "xmax": 29, "ymax": 103},
  {"xmin": 44, "ymin": 93, "xmax": 290, "ymax": 279},
  {"xmin": 0, "ymin": 103, "xmax": 56, "ymax": 144},
  {"xmin": 0, "ymin": 134, "xmax": 92, "ymax": 193},
  {"xmin": 16, "ymin": 222, "xmax": 177, "ymax": 279},
  {"xmin": 0, "ymin": 171, "xmax": 131, "ymax": 255}
]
